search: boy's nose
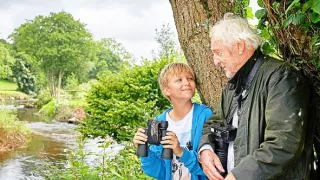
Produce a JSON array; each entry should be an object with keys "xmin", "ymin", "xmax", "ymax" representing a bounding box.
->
[{"xmin": 182, "ymin": 78, "xmax": 190, "ymax": 85}]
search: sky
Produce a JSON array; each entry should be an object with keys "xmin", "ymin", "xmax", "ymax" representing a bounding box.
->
[{"xmin": 0, "ymin": 0, "xmax": 177, "ymax": 61}]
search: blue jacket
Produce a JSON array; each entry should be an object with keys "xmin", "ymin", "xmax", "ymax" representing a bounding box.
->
[{"xmin": 140, "ymin": 103, "xmax": 213, "ymax": 180}]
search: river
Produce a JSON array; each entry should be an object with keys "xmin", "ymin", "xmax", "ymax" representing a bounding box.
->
[{"xmin": 0, "ymin": 100, "xmax": 123, "ymax": 180}]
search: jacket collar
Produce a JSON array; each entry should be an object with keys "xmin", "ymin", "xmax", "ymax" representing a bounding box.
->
[{"xmin": 227, "ymin": 49, "xmax": 262, "ymax": 94}]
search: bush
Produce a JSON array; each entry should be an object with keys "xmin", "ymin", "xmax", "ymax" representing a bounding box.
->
[
  {"xmin": 39, "ymin": 100, "xmax": 56, "ymax": 117},
  {"xmin": 41, "ymin": 138, "xmax": 153, "ymax": 180},
  {"xmin": 35, "ymin": 88, "xmax": 52, "ymax": 108},
  {"xmin": 81, "ymin": 59, "xmax": 172, "ymax": 142}
]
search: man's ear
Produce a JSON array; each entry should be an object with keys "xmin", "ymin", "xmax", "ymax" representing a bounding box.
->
[{"xmin": 237, "ymin": 40, "xmax": 245, "ymax": 55}]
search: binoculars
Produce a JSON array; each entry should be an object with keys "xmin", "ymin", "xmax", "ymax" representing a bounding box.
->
[{"xmin": 136, "ymin": 120, "xmax": 173, "ymax": 159}]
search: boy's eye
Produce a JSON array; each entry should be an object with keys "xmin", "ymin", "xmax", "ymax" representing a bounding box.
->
[
  {"xmin": 175, "ymin": 78, "xmax": 182, "ymax": 82},
  {"xmin": 187, "ymin": 77, "xmax": 194, "ymax": 81}
]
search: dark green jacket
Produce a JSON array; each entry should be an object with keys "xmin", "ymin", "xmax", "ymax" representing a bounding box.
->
[{"xmin": 199, "ymin": 51, "xmax": 315, "ymax": 180}]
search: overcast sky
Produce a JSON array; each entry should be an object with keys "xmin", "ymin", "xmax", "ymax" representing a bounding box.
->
[{"xmin": 0, "ymin": 0, "xmax": 177, "ymax": 61}]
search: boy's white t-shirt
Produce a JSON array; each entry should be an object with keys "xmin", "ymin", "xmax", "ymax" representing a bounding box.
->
[{"xmin": 166, "ymin": 104, "xmax": 194, "ymax": 180}]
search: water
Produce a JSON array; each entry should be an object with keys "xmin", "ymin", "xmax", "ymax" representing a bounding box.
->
[{"xmin": 0, "ymin": 100, "xmax": 124, "ymax": 180}]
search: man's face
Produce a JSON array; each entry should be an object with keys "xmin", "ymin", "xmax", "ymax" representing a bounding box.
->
[{"xmin": 211, "ymin": 40, "xmax": 241, "ymax": 78}]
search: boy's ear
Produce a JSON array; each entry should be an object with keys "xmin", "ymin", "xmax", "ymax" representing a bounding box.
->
[{"xmin": 163, "ymin": 87, "xmax": 170, "ymax": 96}]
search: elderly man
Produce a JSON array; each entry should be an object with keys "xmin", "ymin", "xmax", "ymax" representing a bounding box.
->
[{"xmin": 198, "ymin": 13, "xmax": 315, "ymax": 180}]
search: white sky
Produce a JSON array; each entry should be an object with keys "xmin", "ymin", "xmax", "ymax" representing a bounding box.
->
[{"xmin": 0, "ymin": 0, "xmax": 177, "ymax": 61}]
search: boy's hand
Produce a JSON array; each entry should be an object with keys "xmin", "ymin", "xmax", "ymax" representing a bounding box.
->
[
  {"xmin": 133, "ymin": 128, "xmax": 148, "ymax": 148},
  {"xmin": 161, "ymin": 131, "xmax": 183, "ymax": 157}
]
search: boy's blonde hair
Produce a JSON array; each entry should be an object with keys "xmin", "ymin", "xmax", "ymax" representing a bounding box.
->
[{"xmin": 158, "ymin": 62, "xmax": 195, "ymax": 100}]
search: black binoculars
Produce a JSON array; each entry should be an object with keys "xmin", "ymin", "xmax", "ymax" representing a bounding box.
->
[{"xmin": 136, "ymin": 120, "xmax": 173, "ymax": 159}]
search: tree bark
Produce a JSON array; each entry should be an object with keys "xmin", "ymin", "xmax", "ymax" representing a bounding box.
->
[{"xmin": 169, "ymin": 0, "xmax": 235, "ymax": 108}]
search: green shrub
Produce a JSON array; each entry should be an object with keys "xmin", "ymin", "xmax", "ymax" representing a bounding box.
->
[
  {"xmin": 81, "ymin": 59, "xmax": 172, "ymax": 141},
  {"xmin": 41, "ymin": 138, "xmax": 153, "ymax": 180},
  {"xmin": 39, "ymin": 100, "xmax": 56, "ymax": 117},
  {"xmin": 35, "ymin": 88, "xmax": 52, "ymax": 108}
]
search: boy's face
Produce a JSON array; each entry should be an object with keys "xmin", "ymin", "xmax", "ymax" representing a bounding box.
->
[{"xmin": 163, "ymin": 72, "xmax": 196, "ymax": 102}]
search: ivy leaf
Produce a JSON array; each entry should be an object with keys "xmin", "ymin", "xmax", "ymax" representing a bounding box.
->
[
  {"xmin": 261, "ymin": 42, "xmax": 275, "ymax": 55},
  {"xmin": 272, "ymin": 2, "xmax": 280, "ymax": 10},
  {"xmin": 312, "ymin": 0, "xmax": 320, "ymax": 14},
  {"xmin": 246, "ymin": 7, "xmax": 254, "ymax": 19},
  {"xmin": 255, "ymin": 9, "xmax": 266, "ymax": 19},
  {"xmin": 310, "ymin": 12, "xmax": 320, "ymax": 23},
  {"xmin": 286, "ymin": 0, "xmax": 300, "ymax": 14},
  {"xmin": 257, "ymin": 0, "xmax": 264, "ymax": 8}
]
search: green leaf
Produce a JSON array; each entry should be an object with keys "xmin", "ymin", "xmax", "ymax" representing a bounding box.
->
[
  {"xmin": 286, "ymin": 0, "xmax": 300, "ymax": 14},
  {"xmin": 310, "ymin": 12, "xmax": 320, "ymax": 23},
  {"xmin": 292, "ymin": 13, "xmax": 306, "ymax": 25},
  {"xmin": 312, "ymin": 0, "xmax": 320, "ymax": 14},
  {"xmin": 110, "ymin": 168, "xmax": 122, "ymax": 177},
  {"xmin": 312, "ymin": 34, "xmax": 319, "ymax": 45},
  {"xmin": 283, "ymin": 14, "xmax": 294, "ymax": 28},
  {"xmin": 257, "ymin": 0, "xmax": 264, "ymax": 8},
  {"xmin": 246, "ymin": 7, "xmax": 254, "ymax": 19},
  {"xmin": 255, "ymin": 9, "xmax": 266, "ymax": 19},
  {"xmin": 302, "ymin": 0, "xmax": 313, "ymax": 12},
  {"xmin": 317, "ymin": 60, "xmax": 320, "ymax": 68},
  {"xmin": 272, "ymin": 2, "xmax": 280, "ymax": 10},
  {"xmin": 261, "ymin": 42, "xmax": 275, "ymax": 55}
]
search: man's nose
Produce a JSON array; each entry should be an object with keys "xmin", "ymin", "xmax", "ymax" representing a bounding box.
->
[{"xmin": 213, "ymin": 58, "xmax": 220, "ymax": 66}]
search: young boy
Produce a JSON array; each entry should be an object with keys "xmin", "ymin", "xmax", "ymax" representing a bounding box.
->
[{"xmin": 133, "ymin": 62, "xmax": 213, "ymax": 180}]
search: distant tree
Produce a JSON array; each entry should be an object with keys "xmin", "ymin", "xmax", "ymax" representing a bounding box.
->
[
  {"xmin": 153, "ymin": 23, "xmax": 185, "ymax": 61},
  {"xmin": 88, "ymin": 38, "xmax": 132, "ymax": 79},
  {"xmin": 0, "ymin": 42, "xmax": 15, "ymax": 79},
  {"xmin": 10, "ymin": 11, "xmax": 96, "ymax": 97}
]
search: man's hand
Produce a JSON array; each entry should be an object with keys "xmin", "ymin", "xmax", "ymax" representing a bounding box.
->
[
  {"xmin": 225, "ymin": 173, "xmax": 236, "ymax": 180},
  {"xmin": 200, "ymin": 149, "xmax": 225, "ymax": 180}
]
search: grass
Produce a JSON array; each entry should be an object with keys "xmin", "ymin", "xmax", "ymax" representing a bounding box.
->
[
  {"xmin": 0, "ymin": 79, "xmax": 29, "ymax": 99},
  {"xmin": 0, "ymin": 79, "xmax": 18, "ymax": 91}
]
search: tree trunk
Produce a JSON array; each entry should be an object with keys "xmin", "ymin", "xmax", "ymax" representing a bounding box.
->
[
  {"xmin": 169, "ymin": 0, "xmax": 235, "ymax": 108},
  {"xmin": 57, "ymin": 70, "xmax": 64, "ymax": 98}
]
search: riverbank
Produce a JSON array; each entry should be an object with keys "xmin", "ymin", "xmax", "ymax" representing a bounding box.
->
[{"xmin": 0, "ymin": 108, "xmax": 31, "ymax": 153}]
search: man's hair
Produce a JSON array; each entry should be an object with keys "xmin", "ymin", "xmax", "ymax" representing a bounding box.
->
[
  {"xmin": 210, "ymin": 13, "xmax": 261, "ymax": 49},
  {"xmin": 158, "ymin": 62, "xmax": 195, "ymax": 100}
]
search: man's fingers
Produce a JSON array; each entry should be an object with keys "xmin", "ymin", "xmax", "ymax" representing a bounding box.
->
[
  {"xmin": 203, "ymin": 164, "xmax": 221, "ymax": 180},
  {"xmin": 212, "ymin": 155, "xmax": 225, "ymax": 173},
  {"xmin": 206, "ymin": 161, "xmax": 224, "ymax": 180}
]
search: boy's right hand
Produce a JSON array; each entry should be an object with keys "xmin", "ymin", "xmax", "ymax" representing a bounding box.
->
[{"xmin": 133, "ymin": 128, "xmax": 148, "ymax": 148}]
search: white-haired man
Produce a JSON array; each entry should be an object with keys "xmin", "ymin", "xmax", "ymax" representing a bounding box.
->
[{"xmin": 198, "ymin": 13, "xmax": 315, "ymax": 180}]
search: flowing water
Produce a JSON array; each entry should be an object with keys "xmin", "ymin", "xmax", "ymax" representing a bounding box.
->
[{"xmin": 0, "ymin": 100, "xmax": 123, "ymax": 180}]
